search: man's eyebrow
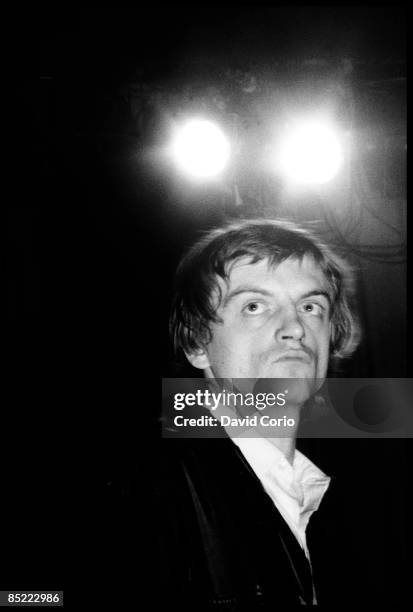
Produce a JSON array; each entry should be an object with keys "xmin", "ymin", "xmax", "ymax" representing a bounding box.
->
[
  {"xmin": 222, "ymin": 286, "xmax": 273, "ymax": 308},
  {"xmin": 222, "ymin": 287, "xmax": 332, "ymax": 308},
  {"xmin": 299, "ymin": 290, "xmax": 332, "ymax": 306}
]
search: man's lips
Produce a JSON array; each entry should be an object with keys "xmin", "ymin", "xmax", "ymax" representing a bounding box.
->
[{"xmin": 274, "ymin": 350, "xmax": 312, "ymax": 363}]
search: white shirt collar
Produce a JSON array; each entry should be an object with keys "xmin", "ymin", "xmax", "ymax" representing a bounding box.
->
[{"xmin": 231, "ymin": 434, "xmax": 331, "ymax": 558}]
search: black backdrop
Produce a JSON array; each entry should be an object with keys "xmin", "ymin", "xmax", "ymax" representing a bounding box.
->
[{"xmin": 7, "ymin": 6, "xmax": 409, "ymax": 609}]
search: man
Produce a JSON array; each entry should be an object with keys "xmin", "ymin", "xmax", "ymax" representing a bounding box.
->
[{"xmin": 155, "ymin": 218, "xmax": 360, "ymax": 609}]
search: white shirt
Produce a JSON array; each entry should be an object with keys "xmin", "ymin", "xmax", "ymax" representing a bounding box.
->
[
  {"xmin": 202, "ymin": 391, "xmax": 331, "ymax": 560},
  {"xmin": 231, "ymin": 434, "xmax": 331, "ymax": 560}
]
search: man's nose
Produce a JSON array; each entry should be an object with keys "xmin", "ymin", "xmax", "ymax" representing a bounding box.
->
[{"xmin": 275, "ymin": 307, "xmax": 305, "ymax": 342}]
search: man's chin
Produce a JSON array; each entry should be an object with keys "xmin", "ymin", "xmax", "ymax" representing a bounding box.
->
[
  {"xmin": 257, "ymin": 363, "xmax": 320, "ymax": 406},
  {"xmin": 255, "ymin": 377, "xmax": 313, "ymax": 406},
  {"xmin": 266, "ymin": 362, "xmax": 315, "ymax": 379}
]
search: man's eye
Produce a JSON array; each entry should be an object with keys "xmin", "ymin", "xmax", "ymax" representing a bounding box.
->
[
  {"xmin": 243, "ymin": 302, "xmax": 265, "ymax": 314},
  {"xmin": 300, "ymin": 302, "xmax": 323, "ymax": 315}
]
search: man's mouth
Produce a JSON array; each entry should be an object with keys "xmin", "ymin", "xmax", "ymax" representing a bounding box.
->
[{"xmin": 274, "ymin": 351, "xmax": 312, "ymax": 363}]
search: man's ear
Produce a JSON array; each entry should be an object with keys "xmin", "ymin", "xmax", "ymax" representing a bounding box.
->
[{"xmin": 184, "ymin": 347, "xmax": 211, "ymax": 370}]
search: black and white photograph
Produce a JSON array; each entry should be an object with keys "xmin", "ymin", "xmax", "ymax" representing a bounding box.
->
[{"xmin": 7, "ymin": 5, "xmax": 408, "ymax": 610}]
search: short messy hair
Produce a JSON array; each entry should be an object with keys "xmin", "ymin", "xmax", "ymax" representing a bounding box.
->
[{"xmin": 170, "ymin": 218, "xmax": 361, "ymax": 364}]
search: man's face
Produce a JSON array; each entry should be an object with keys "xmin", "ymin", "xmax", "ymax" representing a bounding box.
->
[{"xmin": 190, "ymin": 255, "xmax": 332, "ymax": 397}]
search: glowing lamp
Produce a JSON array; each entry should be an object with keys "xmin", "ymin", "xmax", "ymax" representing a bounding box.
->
[
  {"xmin": 170, "ymin": 119, "xmax": 231, "ymax": 179},
  {"xmin": 276, "ymin": 120, "xmax": 343, "ymax": 185}
]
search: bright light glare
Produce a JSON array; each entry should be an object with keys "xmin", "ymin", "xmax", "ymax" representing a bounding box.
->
[
  {"xmin": 277, "ymin": 121, "xmax": 343, "ymax": 184},
  {"xmin": 170, "ymin": 119, "xmax": 230, "ymax": 179}
]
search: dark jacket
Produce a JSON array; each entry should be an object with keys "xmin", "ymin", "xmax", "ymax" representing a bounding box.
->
[
  {"xmin": 100, "ymin": 433, "xmax": 407, "ymax": 609},
  {"xmin": 151, "ymin": 437, "xmax": 318, "ymax": 609}
]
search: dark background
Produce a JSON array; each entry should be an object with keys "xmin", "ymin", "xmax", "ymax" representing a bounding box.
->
[{"xmin": 7, "ymin": 5, "xmax": 408, "ymax": 608}]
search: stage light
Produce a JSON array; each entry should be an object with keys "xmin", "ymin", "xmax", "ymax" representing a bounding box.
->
[
  {"xmin": 275, "ymin": 120, "xmax": 344, "ymax": 185},
  {"xmin": 170, "ymin": 119, "xmax": 231, "ymax": 179}
]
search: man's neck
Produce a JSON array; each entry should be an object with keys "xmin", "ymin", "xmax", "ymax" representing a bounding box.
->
[
  {"xmin": 264, "ymin": 399, "xmax": 303, "ymax": 464},
  {"xmin": 251, "ymin": 402, "xmax": 301, "ymax": 464},
  {"xmin": 203, "ymin": 368, "xmax": 301, "ymax": 464},
  {"xmin": 268, "ymin": 437, "xmax": 296, "ymax": 465}
]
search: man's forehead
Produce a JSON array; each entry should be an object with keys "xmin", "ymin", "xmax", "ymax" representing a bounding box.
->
[{"xmin": 223, "ymin": 255, "xmax": 328, "ymax": 287}]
